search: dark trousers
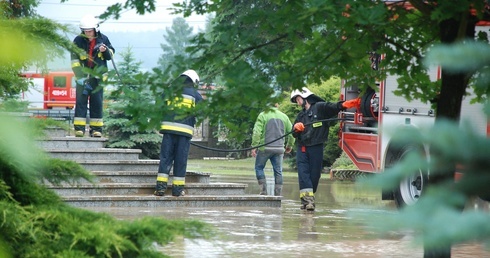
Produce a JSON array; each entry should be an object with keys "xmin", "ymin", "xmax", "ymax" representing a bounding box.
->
[
  {"xmin": 74, "ymin": 79, "xmax": 103, "ymax": 132},
  {"xmin": 296, "ymin": 143, "xmax": 324, "ymax": 193},
  {"xmin": 158, "ymin": 133, "xmax": 191, "ymax": 178}
]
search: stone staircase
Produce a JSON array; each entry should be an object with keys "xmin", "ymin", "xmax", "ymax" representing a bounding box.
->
[{"xmin": 39, "ymin": 128, "xmax": 281, "ymax": 208}]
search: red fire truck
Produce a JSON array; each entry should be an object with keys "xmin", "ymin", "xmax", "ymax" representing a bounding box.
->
[
  {"xmin": 21, "ymin": 71, "xmax": 76, "ymax": 110},
  {"xmin": 338, "ymin": 26, "xmax": 489, "ymax": 208}
]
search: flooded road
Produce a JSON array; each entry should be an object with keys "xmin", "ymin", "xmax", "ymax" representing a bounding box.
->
[{"xmin": 89, "ymin": 175, "xmax": 490, "ymax": 258}]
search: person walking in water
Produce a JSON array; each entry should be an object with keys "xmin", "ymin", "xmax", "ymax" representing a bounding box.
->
[
  {"xmin": 290, "ymin": 87, "xmax": 359, "ymax": 211},
  {"xmin": 251, "ymin": 103, "xmax": 295, "ymax": 196}
]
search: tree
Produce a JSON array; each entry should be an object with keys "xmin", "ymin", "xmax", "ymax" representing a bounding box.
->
[
  {"xmin": 0, "ymin": 17, "xmax": 73, "ymax": 99},
  {"xmin": 157, "ymin": 17, "xmax": 195, "ymax": 76},
  {"xmin": 3, "ymin": 0, "xmax": 38, "ymax": 18},
  {"xmin": 105, "ymin": 46, "xmax": 162, "ymax": 159}
]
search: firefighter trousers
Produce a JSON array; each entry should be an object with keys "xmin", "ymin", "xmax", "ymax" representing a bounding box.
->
[
  {"xmin": 158, "ymin": 133, "xmax": 191, "ymax": 179},
  {"xmin": 296, "ymin": 143, "xmax": 324, "ymax": 193},
  {"xmin": 74, "ymin": 79, "xmax": 103, "ymax": 133}
]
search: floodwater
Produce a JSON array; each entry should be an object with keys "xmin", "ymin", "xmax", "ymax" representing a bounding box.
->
[{"xmin": 89, "ymin": 175, "xmax": 490, "ymax": 258}]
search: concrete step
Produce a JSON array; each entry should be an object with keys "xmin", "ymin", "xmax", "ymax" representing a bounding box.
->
[
  {"xmin": 37, "ymin": 137, "xmax": 106, "ymax": 149},
  {"xmin": 92, "ymin": 170, "xmax": 211, "ymax": 184},
  {"xmin": 43, "ymin": 127, "xmax": 70, "ymax": 138},
  {"xmin": 77, "ymin": 160, "xmax": 160, "ymax": 171},
  {"xmin": 38, "ymin": 128, "xmax": 281, "ymax": 208},
  {"xmin": 49, "ymin": 171, "xmax": 211, "ymax": 184},
  {"xmin": 47, "ymin": 182, "xmax": 247, "ymax": 196},
  {"xmin": 62, "ymin": 195, "xmax": 282, "ymax": 208},
  {"xmin": 46, "ymin": 148, "xmax": 142, "ymax": 161}
]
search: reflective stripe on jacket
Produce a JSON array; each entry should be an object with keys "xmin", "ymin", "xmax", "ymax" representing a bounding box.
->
[
  {"xmin": 71, "ymin": 32, "xmax": 115, "ymax": 79},
  {"xmin": 160, "ymin": 87, "xmax": 203, "ymax": 138},
  {"xmin": 293, "ymin": 101, "xmax": 342, "ymax": 147}
]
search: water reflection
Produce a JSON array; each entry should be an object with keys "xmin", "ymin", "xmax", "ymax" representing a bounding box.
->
[{"xmin": 88, "ymin": 175, "xmax": 490, "ymax": 258}]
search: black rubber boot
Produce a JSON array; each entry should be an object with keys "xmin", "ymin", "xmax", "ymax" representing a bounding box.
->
[
  {"xmin": 172, "ymin": 185, "xmax": 185, "ymax": 197},
  {"xmin": 154, "ymin": 181, "xmax": 167, "ymax": 196}
]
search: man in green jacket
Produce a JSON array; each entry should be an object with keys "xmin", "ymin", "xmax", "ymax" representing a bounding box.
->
[{"xmin": 251, "ymin": 103, "xmax": 295, "ymax": 196}]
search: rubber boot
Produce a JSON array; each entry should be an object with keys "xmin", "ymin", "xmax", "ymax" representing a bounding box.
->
[
  {"xmin": 304, "ymin": 193, "xmax": 315, "ymax": 211},
  {"xmin": 172, "ymin": 185, "xmax": 185, "ymax": 197},
  {"xmin": 300, "ymin": 192, "xmax": 315, "ymax": 211},
  {"xmin": 258, "ymin": 179, "xmax": 267, "ymax": 195},
  {"xmin": 274, "ymin": 184, "xmax": 283, "ymax": 196},
  {"xmin": 154, "ymin": 181, "xmax": 167, "ymax": 196},
  {"xmin": 300, "ymin": 198, "xmax": 307, "ymax": 210}
]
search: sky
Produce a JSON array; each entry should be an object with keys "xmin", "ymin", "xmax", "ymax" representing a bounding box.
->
[{"xmin": 36, "ymin": 0, "xmax": 207, "ymax": 32}]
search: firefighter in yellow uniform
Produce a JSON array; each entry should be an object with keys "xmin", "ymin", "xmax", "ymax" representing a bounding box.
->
[
  {"xmin": 71, "ymin": 15, "xmax": 115, "ymax": 137},
  {"xmin": 154, "ymin": 70, "xmax": 203, "ymax": 197}
]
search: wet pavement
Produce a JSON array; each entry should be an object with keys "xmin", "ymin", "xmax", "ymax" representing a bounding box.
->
[{"xmin": 88, "ymin": 175, "xmax": 490, "ymax": 258}]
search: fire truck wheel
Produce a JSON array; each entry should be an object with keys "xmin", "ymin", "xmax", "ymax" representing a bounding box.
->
[
  {"xmin": 390, "ymin": 144, "xmax": 429, "ymax": 208},
  {"xmin": 360, "ymin": 87, "xmax": 377, "ymax": 119}
]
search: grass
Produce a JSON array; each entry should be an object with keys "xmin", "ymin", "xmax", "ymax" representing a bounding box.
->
[{"xmin": 186, "ymin": 157, "xmax": 298, "ymax": 178}]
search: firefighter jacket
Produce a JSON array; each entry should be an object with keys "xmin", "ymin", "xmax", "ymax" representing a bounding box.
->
[
  {"xmin": 251, "ymin": 107, "xmax": 295, "ymax": 153},
  {"xmin": 71, "ymin": 32, "xmax": 114, "ymax": 80},
  {"xmin": 160, "ymin": 86, "xmax": 203, "ymax": 138},
  {"xmin": 293, "ymin": 101, "xmax": 343, "ymax": 147}
]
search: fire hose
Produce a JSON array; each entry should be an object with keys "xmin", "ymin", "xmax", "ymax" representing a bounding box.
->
[
  {"xmin": 97, "ymin": 43, "xmax": 123, "ymax": 85},
  {"xmin": 189, "ymin": 117, "xmax": 347, "ymax": 152},
  {"xmin": 101, "ymin": 45, "xmax": 345, "ymax": 153}
]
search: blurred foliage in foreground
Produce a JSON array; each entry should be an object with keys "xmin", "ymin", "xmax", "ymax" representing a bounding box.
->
[
  {"xmin": 354, "ymin": 41, "xmax": 490, "ymax": 251},
  {"xmin": 355, "ymin": 117, "xmax": 490, "ymax": 250},
  {"xmin": 0, "ymin": 114, "xmax": 212, "ymax": 257}
]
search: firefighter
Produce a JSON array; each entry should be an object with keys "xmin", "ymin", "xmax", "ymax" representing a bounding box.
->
[
  {"xmin": 154, "ymin": 70, "xmax": 203, "ymax": 197},
  {"xmin": 71, "ymin": 15, "xmax": 115, "ymax": 137},
  {"xmin": 290, "ymin": 87, "xmax": 359, "ymax": 211}
]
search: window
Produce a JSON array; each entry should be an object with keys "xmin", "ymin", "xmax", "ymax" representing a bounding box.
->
[{"xmin": 53, "ymin": 76, "xmax": 67, "ymax": 88}]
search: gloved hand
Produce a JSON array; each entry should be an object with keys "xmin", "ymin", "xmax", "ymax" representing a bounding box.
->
[
  {"xmin": 342, "ymin": 98, "xmax": 361, "ymax": 109},
  {"xmin": 94, "ymin": 43, "xmax": 107, "ymax": 52},
  {"xmin": 82, "ymin": 82, "xmax": 93, "ymax": 96},
  {"xmin": 76, "ymin": 78, "xmax": 86, "ymax": 86},
  {"xmin": 293, "ymin": 122, "xmax": 305, "ymax": 133}
]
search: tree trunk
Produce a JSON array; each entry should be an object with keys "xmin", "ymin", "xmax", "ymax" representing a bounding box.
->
[{"xmin": 424, "ymin": 15, "xmax": 476, "ymax": 258}]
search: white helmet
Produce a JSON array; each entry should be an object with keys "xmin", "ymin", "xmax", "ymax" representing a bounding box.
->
[
  {"xmin": 79, "ymin": 15, "xmax": 99, "ymax": 32},
  {"xmin": 181, "ymin": 69, "xmax": 200, "ymax": 84},
  {"xmin": 290, "ymin": 87, "xmax": 314, "ymax": 103}
]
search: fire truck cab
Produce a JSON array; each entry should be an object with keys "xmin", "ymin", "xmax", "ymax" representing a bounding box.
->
[
  {"xmin": 21, "ymin": 71, "xmax": 76, "ymax": 110},
  {"xmin": 339, "ymin": 72, "xmax": 487, "ymax": 207},
  {"xmin": 338, "ymin": 27, "xmax": 489, "ymax": 208}
]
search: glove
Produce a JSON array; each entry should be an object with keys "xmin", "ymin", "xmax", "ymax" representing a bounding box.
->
[
  {"xmin": 82, "ymin": 82, "xmax": 93, "ymax": 96},
  {"xmin": 76, "ymin": 78, "xmax": 86, "ymax": 86},
  {"xmin": 342, "ymin": 98, "xmax": 361, "ymax": 109},
  {"xmin": 293, "ymin": 122, "xmax": 305, "ymax": 133}
]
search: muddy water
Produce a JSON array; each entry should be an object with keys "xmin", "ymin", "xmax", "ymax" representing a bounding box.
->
[{"xmin": 90, "ymin": 175, "xmax": 490, "ymax": 258}]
